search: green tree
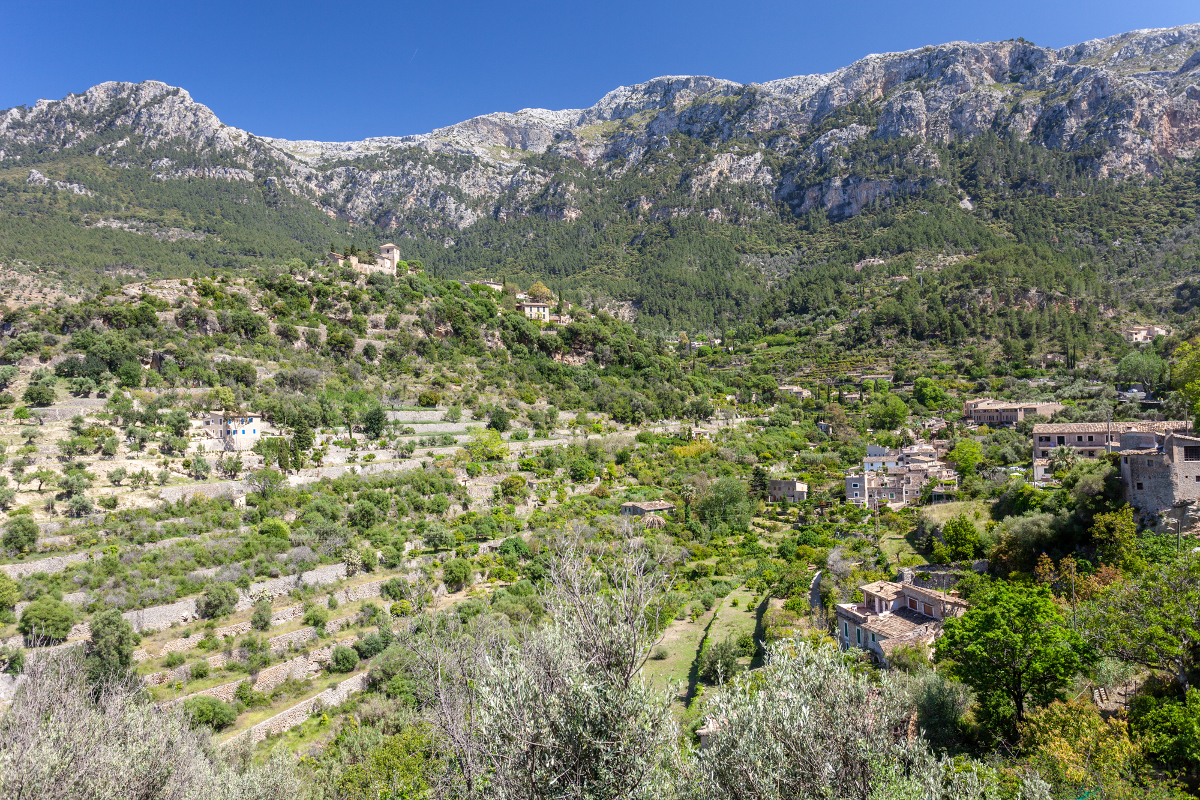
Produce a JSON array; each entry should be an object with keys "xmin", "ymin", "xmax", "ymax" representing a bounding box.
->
[
  {"xmin": 937, "ymin": 583, "xmax": 1089, "ymax": 734},
  {"xmin": 1089, "ymin": 505, "xmax": 1138, "ymax": 570},
  {"xmin": 84, "ymin": 608, "xmax": 137, "ymax": 683},
  {"xmin": 947, "ymin": 439, "xmax": 984, "ymax": 476},
  {"xmin": 23, "ymin": 384, "xmax": 55, "ymax": 406},
  {"xmin": 935, "ymin": 514, "xmax": 980, "ymax": 562},
  {"xmin": 3, "ymin": 515, "xmax": 38, "ymax": 553},
  {"xmin": 464, "ymin": 428, "xmax": 506, "ymax": 461},
  {"xmin": 0, "ymin": 571, "xmax": 20, "ymax": 614},
  {"xmin": 869, "ymin": 394, "xmax": 910, "ymax": 431},
  {"xmin": 1085, "ymin": 553, "xmax": 1200, "ymax": 692},
  {"xmin": 361, "ymin": 405, "xmax": 387, "ymax": 440},
  {"xmin": 912, "ymin": 377, "xmax": 948, "ymax": 409},
  {"xmin": 1116, "ymin": 350, "xmax": 1165, "ymax": 392},
  {"xmin": 700, "ymin": 636, "xmax": 742, "ymax": 684},
  {"xmin": 330, "ymin": 644, "xmax": 360, "ymax": 673},
  {"xmin": 1047, "ymin": 445, "xmax": 1077, "ymax": 475},
  {"xmin": 199, "ymin": 582, "xmax": 239, "ymax": 619},
  {"xmin": 442, "ymin": 558, "xmax": 474, "ymax": 588},
  {"xmin": 18, "ymin": 595, "xmax": 75, "ymax": 640},
  {"xmin": 250, "ymin": 598, "xmax": 273, "ymax": 631}
]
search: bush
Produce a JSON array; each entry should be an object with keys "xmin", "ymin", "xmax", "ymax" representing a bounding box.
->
[
  {"xmin": 258, "ymin": 517, "xmax": 290, "ymax": 539},
  {"xmin": 442, "ymin": 557, "xmax": 474, "ymax": 588},
  {"xmin": 22, "ymin": 384, "xmax": 55, "ymax": 406},
  {"xmin": 417, "ymin": 391, "xmax": 440, "ymax": 408},
  {"xmin": 303, "ymin": 603, "xmax": 329, "ymax": 629},
  {"xmin": 198, "ymin": 582, "xmax": 238, "ymax": 619},
  {"xmin": 700, "ymin": 636, "xmax": 742, "ymax": 684},
  {"xmin": 3, "ymin": 515, "xmax": 39, "ymax": 553},
  {"xmin": 190, "ymin": 660, "xmax": 210, "ymax": 679},
  {"xmin": 250, "ymin": 598, "xmax": 273, "ymax": 631},
  {"xmin": 329, "ymin": 644, "xmax": 360, "ymax": 673},
  {"xmin": 18, "ymin": 596, "xmax": 74, "ymax": 640},
  {"xmin": 381, "ymin": 576, "xmax": 410, "ymax": 602},
  {"xmin": 184, "ymin": 695, "xmax": 237, "ymax": 730},
  {"xmin": 163, "ymin": 652, "xmax": 186, "ymax": 669},
  {"xmin": 353, "ymin": 631, "xmax": 392, "ymax": 660}
]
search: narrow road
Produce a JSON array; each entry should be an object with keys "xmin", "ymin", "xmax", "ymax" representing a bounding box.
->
[{"xmin": 809, "ymin": 570, "xmax": 823, "ymax": 611}]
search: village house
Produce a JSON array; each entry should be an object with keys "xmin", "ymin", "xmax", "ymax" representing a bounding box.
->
[
  {"xmin": 767, "ymin": 479, "xmax": 808, "ymax": 503},
  {"xmin": 1120, "ymin": 430, "xmax": 1200, "ymax": 515},
  {"xmin": 1031, "ymin": 420, "xmax": 1190, "ymax": 480},
  {"xmin": 619, "ymin": 500, "xmax": 676, "ymax": 518},
  {"xmin": 193, "ymin": 411, "xmax": 269, "ymax": 452},
  {"xmin": 845, "ymin": 465, "xmax": 958, "ymax": 509},
  {"xmin": 779, "ymin": 385, "xmax": 813, "ymax": 400},
  {"xmin": 326, "ymin": 243, "xmax": 410, "ymax": 277},
  {"xmin": 962, "ymin": 398, "xmax": 1065, "ymax": 426},
  {"xmin": 836, "ymin": 578, "xmax": 969, "ymax": 664},
  {"xmin": 1123, "ymin": 324, "xmax": 1170, "ymax": 344},
  {"xmin": 516, "ymin": 300, "xmax": 550, "ymax": 322}
]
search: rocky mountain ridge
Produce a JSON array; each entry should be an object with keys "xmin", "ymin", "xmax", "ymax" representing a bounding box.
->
[{"xmin": 3, "ymin": 24, "xmax": 1200, "ymax": 235}]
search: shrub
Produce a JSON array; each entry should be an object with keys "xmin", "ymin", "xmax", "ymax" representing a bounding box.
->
[
  {"xmin": 258, "ymin": 517, "xmax": 290, "ymax": 539},
  {"xmin": 184, "ymin": 695, "xmax": 237, "ymax": 730},
  {"xmin": 234, "ymin": 680, "xmax": 270, "ymax": 708},
  {"xmin": 3, "ymin": 515, "xmax": 39, "ymax": 553},
  {"xmin": 250, "ymin": 598, "xmax": 273, "ymax": 631},
  {"xmin": 700, "ymin": 636, "xmax": 742, "ymax": 684},
  {"xmin": 22, "ymin": 384, "xmax": 55, "ymax": 406},
  {"xmin": 329, "ymin": 645, "xmax": 360, "ymax": 673},
  {"xmin": 442, "ymin": 557, "xmax": 474, "ymax": 588},
  {"xmin": 417, "ymin": 391, "xmax": 440, "ymax": 408},
  {"xmin": 18, "ymin": 596, "xmax": 74, "ymax": 640},
  {"xmin": 381, "ymin": 576, "xmax": 410, "ymax": 602},
  {"xmin": 163, "ymin": 652, "xmax": 186, "ymax": 669},
  {"xmin": 353, "ymin": 631, "xmax": 392, "ymax": 660},
  {"xmin": 189, "ymin": 660, "xmax": 210, "ymax": 679},
  {"xmin": 303, "ymin": 603, "xmax": 329, "ymax": 629},
  {"xmin": 198, "ymin": 582, "xmax": 238, "ymax": 619}
]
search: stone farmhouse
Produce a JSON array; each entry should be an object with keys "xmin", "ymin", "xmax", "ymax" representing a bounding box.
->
[
  {"xmin": 1031, "ymin": 420, "xmax": 1189, "ymax": 480},
  {"xmin": 193, "ymin": 411, "xmax": 270, "ymax": 452},
  {"xmin": 619, "ymin": 500, "xmax": 676, "ymax": 517},
  {"xmin": 836, "ymin": 578, "xmax": 969, "ymax": 665},
  {"xmin": 516, "ymin": 300, "xmax": 550, "ymax": 322},
  {"xmin": 767, "ymin": 479, "xmax": 808, "ymax": 503},
  {"xmin": 1123, "ymin": 324, "xmax": 1170, "ymax": 344},
  {"xmin": 325, "ymin": 243, "xmax": 408, "ymax": 277},
  {"xmin": 962, "ymin": 398, "xmax": 1065, "ymax": 426},
  {"xmin": 1121, "ymin": 430, "xmax": 1200, "ymax": 516}
]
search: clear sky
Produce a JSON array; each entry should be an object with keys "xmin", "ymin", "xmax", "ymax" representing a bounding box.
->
[{"xmin": 2, "ymin": 0, "xmax": 1197, "ymax": 142}]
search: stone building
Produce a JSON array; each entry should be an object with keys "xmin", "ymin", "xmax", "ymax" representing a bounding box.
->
[
  {"xmin": 1121, "ymin": 431, "xmax": 1200, "ymax": 515},
  {"xmin": 1123, "ymin": 324, "xmax": 1170, "ymax": 344},
  {"xmin": 1031, "ymin": 420, "xmax": 1189, "ymax": 480},
  {"xmin": 516, "ymin": 300, "xmax": 550, "ymax": 322},
  {"xmin": 619, "ymin": 500, "xmax": 675, "ymax": 518},
  {"xmin": 835, "ymin": 578, "xmax": 969, "ymax": 665},
  {"xmin": 767, "ymin": 479, "xmax": 808, "ymax": 503},
  {"xmin": 326, "ymin": 244, "xmax": 403, "ymax": 277},
  {"xmin": 194, "ymin": 411, "xmax": 268, "ymax": 452},
  {"xmin": 962, "ymin": 398, "xmax": 1065, "ymax": 426}
]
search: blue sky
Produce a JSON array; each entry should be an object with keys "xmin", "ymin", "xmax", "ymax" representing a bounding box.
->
[{"xmin": 1, "ymin": 0, "xmax": 1196, "ymax": 142}]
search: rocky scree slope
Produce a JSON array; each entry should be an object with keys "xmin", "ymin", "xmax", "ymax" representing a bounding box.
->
[{"xmin": 2, "ymin": 24, "xmax": 1200, "ymax": 233}]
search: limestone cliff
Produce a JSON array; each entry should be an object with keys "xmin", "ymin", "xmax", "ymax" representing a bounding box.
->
[{"xmin": 3, "ymin": 24, "xmax": 1200, "ymax": 229}]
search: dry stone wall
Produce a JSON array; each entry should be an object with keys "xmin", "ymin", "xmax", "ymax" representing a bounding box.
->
[
  {"xmin": 164, "ymin": 646, "xmax": 333, "ymax": 706},
  {"xmin": 229, "ymin": 672, "xmax": 370, "ymax": 745}
]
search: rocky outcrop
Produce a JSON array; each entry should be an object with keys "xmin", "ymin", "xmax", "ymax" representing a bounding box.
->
[{"xmin": 2, "ymin": 25, "xmax": 1200, "ymax": 229}]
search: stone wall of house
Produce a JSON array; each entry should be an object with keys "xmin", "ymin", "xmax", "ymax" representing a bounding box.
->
[
  {"xmin": 229, "ymin": 672, "xmax": 370, "ymax": 746},
  {"xmin": 1124, "ymin": 452, "xmax": 1177, "ymax": 514}
]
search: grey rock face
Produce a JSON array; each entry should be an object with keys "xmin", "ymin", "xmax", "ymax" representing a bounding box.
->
[{"xmin": 3, "ymin": 25, "xmax": 1200, "ymax": 229}]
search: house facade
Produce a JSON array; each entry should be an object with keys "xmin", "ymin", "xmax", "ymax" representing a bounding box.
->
[
  {"xmin": 1121, "ymin": 430, "xmax": 1200, "ymax": 514},
  {"xmin": 516, "ymin": 301, "xmax": 550, "ymax": 322},
  {"xmin": 836, "ymin": 579, "xmax": 969, "ymax": 664},
  {"xmin": 767, "ymin": 479, "xmax": 808, "ymax": 503},
  {"xmin": 194, "ymin": 412, "xmax": 266, "ymax": 452},
  {"xmin": 845, "ymin": 463, "xmax": 958, "ymax": 509},
  {"xmin": 962, "ymin": 398, "xmax": 1065, "ymax": 426},
  {"xmin": 1031, "ymin": 420, "xmax": 1189, "ymax": 480},
  {"xmin": 1124, "ymin": 325, "xmax": 1170, "ymax": 344},
  {"xmin": 619, "ymin": 500, "xmax": 676, "ymax": 517}
]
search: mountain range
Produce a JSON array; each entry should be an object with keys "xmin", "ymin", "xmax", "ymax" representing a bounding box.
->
[{"xmin": 2, "ymin": 23, "xmax": 1200, "ymax": 328}]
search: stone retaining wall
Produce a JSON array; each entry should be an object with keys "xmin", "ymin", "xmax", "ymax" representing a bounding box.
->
[
  {"xmin": 2, "ymin": 551, "xmax": 91, "ymax": 580},
  {"xmin": 228, "ymin": 672, "xmax": 370, "ymax": 745},
  {"xmin": 164, "ymin": 646, "xmax": 333, "ymax": 706}
]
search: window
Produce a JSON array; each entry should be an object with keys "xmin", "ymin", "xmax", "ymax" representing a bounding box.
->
[
  {"xmin": 908, "ymin": 598, "xmax": 917, "ymax": 610},
  {"xmin": 856, "ymin": 628, "xmax": 861, "ymax": 645},
  {"xmin": 1147, "ymin": 460, "xmax": 1153, "ymax": 466},
  {"xmin": 1123, "ymin": 457, "xmax": 1128, "ymax": 464},
  {"xmin": 922, "ymin": 603, "xmax": 934, "ymax": 616},
  {"xmin": 853, "ymin": 492, "xmax": 859, "ymax": 498},
  {"xmin": 1185, "ymin": 446, "xmax": 1200, "ymax": 462},
  {"xmin": 870, "ymin": 633, "xmax": 876, "ymax": 643},
  {"xmin": 844, "ymin": 622, "xmax": 848, "ymax": 639},
  {"xmin": 1136, "ymin": 482, "xmax": 1144, "ymax": 490},
  {"xmin": 1077, "ymin": 436, "xmax": 1083, "ymax": 442},
  {"xmin": 1087, "ymin": 436, "xmax": 1094, "ymax": 442}
]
